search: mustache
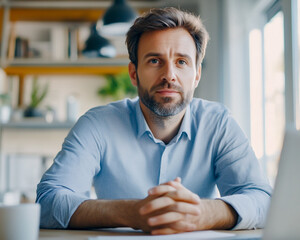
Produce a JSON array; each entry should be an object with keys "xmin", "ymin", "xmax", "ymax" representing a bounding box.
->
[{"xmin": 151, "ymin": 81, "xmax": 183, "ymax": 93}]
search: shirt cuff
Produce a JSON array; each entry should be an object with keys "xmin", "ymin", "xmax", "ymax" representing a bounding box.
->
[
  {"xmin": 38, "ymin": 189, "xmax": 89, "ymax": 229},
  {"xmin": 218, "ymin": 193, "xmax": 266, "ymax": 230}
]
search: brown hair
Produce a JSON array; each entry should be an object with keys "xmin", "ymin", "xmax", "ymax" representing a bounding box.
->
[{"xmin": 126, "ymin": 7, "xmax": 209, "ymax": 67}]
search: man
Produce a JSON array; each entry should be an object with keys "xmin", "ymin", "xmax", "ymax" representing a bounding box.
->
[{"xmin": 36, "ymin": 7, "xmax": 271, "ymax": 235}]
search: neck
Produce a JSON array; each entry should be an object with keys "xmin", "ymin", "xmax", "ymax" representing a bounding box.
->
[{"xmin": 140, "ymin": 101, "xmax": 186, "ymax": 144}]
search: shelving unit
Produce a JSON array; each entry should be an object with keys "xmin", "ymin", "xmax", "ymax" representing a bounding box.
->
[
  {"xmin": 0, "ymin": 0, "xmax": 163, "ymax": 106},
  {"xmin": 0, "ymin": 2, "xmax": 138, "ymax": 75}
]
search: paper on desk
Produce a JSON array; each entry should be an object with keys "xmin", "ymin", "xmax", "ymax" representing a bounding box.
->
[{"xmin": 89, "ymin": 230, "xmax": 235, "ymax": 240}]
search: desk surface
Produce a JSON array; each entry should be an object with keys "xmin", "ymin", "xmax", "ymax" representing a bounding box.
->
[{"xmin": 39, "ymin": 228, "xmax": 263, "ymax": 239}]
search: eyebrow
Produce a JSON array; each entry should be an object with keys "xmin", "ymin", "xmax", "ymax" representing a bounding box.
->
[
  {"xmin": 143, "ymin": 53, "xmax": 162, "ymax": 59},
  {"xmin": 143, "ymin": 52, "xmax": 193, "ymax": 62}
]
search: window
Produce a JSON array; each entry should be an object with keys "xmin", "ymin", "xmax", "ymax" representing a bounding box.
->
[
  {"xmin": 264, "ymin": 11, "xmax": 285, "ymax": 183},
  {"xmin": 249, "ymin": 6, "xmax": 285, "ymax": 185}
]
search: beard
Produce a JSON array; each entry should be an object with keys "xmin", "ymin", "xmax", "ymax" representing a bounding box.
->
[{"xmin": 136, "ymin": 74, "xmax": 194, "ymax": 117}]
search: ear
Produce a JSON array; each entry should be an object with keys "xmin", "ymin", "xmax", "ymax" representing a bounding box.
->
[
  {"xmin": 194, "ymin": 64, "xmax": 202, "ymax": 88},
  {"xmin": 128, "ymin": 62, "xmax": 138, "ymax": 87}
]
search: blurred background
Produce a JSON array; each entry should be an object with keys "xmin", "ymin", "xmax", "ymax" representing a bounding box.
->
[{"xmin": 0, "ymin": 0, "xmax": 298, "ymax": 204}]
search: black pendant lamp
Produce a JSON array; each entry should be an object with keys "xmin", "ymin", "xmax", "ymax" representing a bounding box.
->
[
  {"xmin": 82, "ymin": 24, "xmax": 116, "ymax": 58},
  {"xmin": 98, "ymin": 0, "xmax": 137, "ymax": 36}
]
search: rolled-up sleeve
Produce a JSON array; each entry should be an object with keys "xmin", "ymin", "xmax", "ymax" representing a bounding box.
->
[
  {"xmin": 214, "ymin": 111, "xmax": 272, "ymax": 229},
  {"xmin": 36, "ymin": 114, "xmax": 102, "ymax": 228}
]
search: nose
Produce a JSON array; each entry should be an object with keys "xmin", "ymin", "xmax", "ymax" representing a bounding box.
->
[{"xmin": 161, "ymin": 62, "xmax": 176, "ymax": 82}]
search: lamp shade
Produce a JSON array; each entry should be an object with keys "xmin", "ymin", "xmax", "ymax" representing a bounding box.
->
[
  {"xmin": 98, "ymin": 0, "xmax": 137, "ymax": 36},
  {"xmin": 82, "ymin": 24, "xmax": 116, "ymax": 58}
]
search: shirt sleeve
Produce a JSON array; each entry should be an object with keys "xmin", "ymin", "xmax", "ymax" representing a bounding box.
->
[
  {"xmin": 36, "ymin": 113, "xmax": 102, "ymax": 228},
  {"xmin": 213, "ymin": 110, "xmax": 272, "ymax": 230}
]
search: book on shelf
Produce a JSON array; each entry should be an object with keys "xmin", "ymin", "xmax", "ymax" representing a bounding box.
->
[
  {"xmin": 14, "ymin": 37, "xmax": 29, "ymax": 58},
  {"xmin": 51, "ymin": 24, "xmax": 68, "ymax": 60},
  {"xmin": 7, "ymin": 22, "xmax": 16, "ymax": 60},
  {"xmin": 68, "ymin": 26, "xmax": 79, "ymax": 61}
]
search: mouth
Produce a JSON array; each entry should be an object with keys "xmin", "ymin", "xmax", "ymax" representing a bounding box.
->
[{"xmin": 155, "ymin": 89, "xmax": 180, "ymax": 97}]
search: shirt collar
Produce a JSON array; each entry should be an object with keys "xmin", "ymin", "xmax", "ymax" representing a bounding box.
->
[
  {"xmin": 134, "ymin": 98, "xmax": 192, "ymax": 141},
  {"xmin": 176, "ymin": 103, "xmax": 192, "ymax": 141}
]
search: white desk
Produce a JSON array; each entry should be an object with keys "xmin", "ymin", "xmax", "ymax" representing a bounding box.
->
[{"xmin": 39, "ymin": 228, "xmax": 263, "ymax": 239}]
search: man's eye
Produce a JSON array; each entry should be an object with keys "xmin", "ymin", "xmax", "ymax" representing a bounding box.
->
[
  {"xmin": 150, "ymin": 59, "xmax": 159, "ymax": 64},
  {"xmin": 178, "ymin": 59, "xmax": 187, "ymax": 65}
]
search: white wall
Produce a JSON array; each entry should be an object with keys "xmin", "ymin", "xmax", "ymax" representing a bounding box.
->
[
  {"xmin": 195, "ymin": 0, "xmax": 222, "ymax": 102},
  {"xmin": 196, "ymin": 0, "xmax": 272, "ymax": 138}
]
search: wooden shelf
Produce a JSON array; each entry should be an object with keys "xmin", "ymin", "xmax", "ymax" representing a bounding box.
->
[
  {"xmin": 5, "ymin": 65, "xmax": 128, "ymax": 75},
  {"xmin": 4, "ymin": 58, "xmax": 130, "ymax": 75},
  {"xmin": 10, "ymin": 8, "xmax": 105, "ymax": 22}
]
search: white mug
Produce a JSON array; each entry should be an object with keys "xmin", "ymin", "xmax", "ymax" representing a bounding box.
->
[{"xmin": 0, "ymin": 203, "xmax": 40, "ymax": 240}]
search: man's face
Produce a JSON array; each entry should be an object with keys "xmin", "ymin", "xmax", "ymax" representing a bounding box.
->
[{"xmin": 129, "ymin": 28, "xmax": 201, "ymax": 117}]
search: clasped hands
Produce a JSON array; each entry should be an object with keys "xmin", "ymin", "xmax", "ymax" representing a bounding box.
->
[{"xmin": 132, "ymin": 177, "xmax": 205, "ymax": 235}]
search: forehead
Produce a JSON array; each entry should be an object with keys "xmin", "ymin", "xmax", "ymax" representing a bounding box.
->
[{"xmin": 137, "ymin": 28, "xmax": 197, "ymax": 61}]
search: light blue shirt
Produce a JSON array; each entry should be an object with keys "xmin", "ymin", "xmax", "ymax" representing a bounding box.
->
[{"xmin": 36, "ymin": 97, "xmax": 271, "ymax": 230}]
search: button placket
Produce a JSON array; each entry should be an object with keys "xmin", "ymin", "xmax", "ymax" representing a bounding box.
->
[{"xmin": 158, "ymin": 145, "xmax": 170, "ymax": 184}]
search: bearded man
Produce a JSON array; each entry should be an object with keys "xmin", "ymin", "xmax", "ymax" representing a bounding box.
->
[{"xmin": 37, "ymin": 7, "xmax": 271, "ymax": 235}]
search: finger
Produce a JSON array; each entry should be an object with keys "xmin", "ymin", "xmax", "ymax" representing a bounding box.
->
[
  {"xmin": 148, "ymin": 212, "xmax": 183, "ymax": 226},
  {"xmin": 148, "ymin": 185, "xmax": 176, "ymax": 196},
  {"xmin": 169, "ymin": 220, "xmax": 197, "ymax": 232},
  {"xmin": 165, "ymin": 189, "xmax": 201, "ymax": 204},
  {"xmin": 140, "ymin": 198, "xmax": 201, "ymax": 216},
  {"xmin": 149, "ymin": 178, "xmax": 182, "ymax": 196},
  {"xmin": 151, "ymin": 228, "xmax": 179, "ymax": 235},
  {"xmin": 164, "ymin": 179, "xmax": 184, "ymax": 189},
  {"xmin": 151, "ymin": 221, "xmax": 197, "ymax": 235},
  {"xmin": 171, "ymin": 202, "xmax": 201, "ymax": 216},
  {"xmin": 174, "ymin": 177, "xmax": 181, "ymax": 183},
  {"xmin": 139, "ymin": 197, "xmax": 175, "ymax": 215},
  {"xmin": 151, "ymin": 228, "xmax": 180, "ymax": 235}
]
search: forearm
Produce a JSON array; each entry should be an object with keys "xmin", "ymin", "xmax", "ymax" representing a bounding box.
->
[
  {"xmin": 197, "ymin": 199, "xmax": 237, "ymax": 230},
  {"xmin": 68, "ymin": 199, "xmax": 139, "ymax": 229}
]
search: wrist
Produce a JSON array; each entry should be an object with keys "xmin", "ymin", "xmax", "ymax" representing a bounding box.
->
[
  {"xmin": 115, "ymin": 199, "xmax": 140, "ymax": 228},
  {"xmin": 196, "ymin": 199, "xmax": 238, "ymax": 230}
]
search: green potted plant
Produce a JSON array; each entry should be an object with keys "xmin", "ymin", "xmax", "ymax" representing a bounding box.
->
[
  {"xmin": 24, "ymin": 78, "xmax": 49, "ymax": 117},
  {"xmin": 98, "ymin": 72, "xmax": 137, "ymax": 100}
]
